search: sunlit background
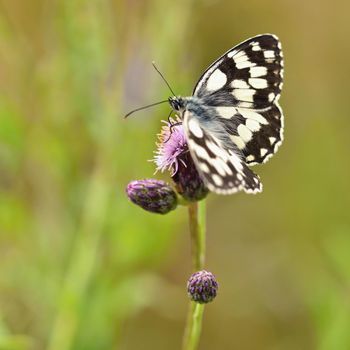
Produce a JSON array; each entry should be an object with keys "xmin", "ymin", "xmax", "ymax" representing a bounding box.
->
[{"xmin": 1, "ymin": 0, "xmax": 350, "ymax": 349}]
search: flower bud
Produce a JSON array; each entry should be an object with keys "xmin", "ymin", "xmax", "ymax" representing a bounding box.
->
[
  {"xmin": 126, "ymin": 179, "xmax": 177, "ymax": 214},
  {"xmin": 187, "ymin": 270, "xmax": 218, "ymax": 304}
]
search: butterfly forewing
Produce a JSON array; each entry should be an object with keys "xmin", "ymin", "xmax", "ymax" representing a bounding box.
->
[
  {"xmin": 188, "ymin": 34, "xmax": 284, "ymax": 169},
  {"xmin": 183, "ymin": 110, "xmax": 262, "ymax": 194},
  {"xmin": 193, "ymin": 34, "xmax": 283, "ymax": 109}
]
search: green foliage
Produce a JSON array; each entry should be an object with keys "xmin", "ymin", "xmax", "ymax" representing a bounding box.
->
[{"xmin": 0, "ymin": 0, "xmax": 350, "ymax": 349}]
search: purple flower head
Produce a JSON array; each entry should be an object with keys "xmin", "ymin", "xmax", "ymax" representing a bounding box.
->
[
  {"xmin": 126, "ymin": 179, "xmax": 177, "ymax": 214},
  {"xmin": 153, "ymin": 117, "xmax": 208, "ymax": 202},
  {"xmin": 187, "ymin": 270, "xmax": 218, "ymax": 304},
  {"xmin": 153, "ymin": 116, "xmax": 187, "ymax": 175}
]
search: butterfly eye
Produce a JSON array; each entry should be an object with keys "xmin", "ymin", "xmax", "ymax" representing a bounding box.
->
[{"xmin": 169, "ymin": 97, "xmax": 181, "ymax": 111}]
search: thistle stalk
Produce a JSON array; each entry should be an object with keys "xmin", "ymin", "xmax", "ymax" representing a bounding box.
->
[{"xmin": 182, "ymin": 200, "xmax": 206, "ymax": 350}]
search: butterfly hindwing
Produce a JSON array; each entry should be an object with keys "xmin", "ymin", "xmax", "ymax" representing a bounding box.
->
[
  {"xmin": 216, "ymin": 103, "xmax": 284, "ymax": 165},
  {"xmin": 183, "ymin": 110, "xmax": 262, "ymax": 194}
]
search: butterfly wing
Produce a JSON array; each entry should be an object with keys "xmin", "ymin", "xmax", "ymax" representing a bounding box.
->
[
  {"xmin": 193, "ymin": 34, "xmax": 284, "ymax": 164},
  {"xmin": 183, "ymin": 109, "xmax": 262, "ymax": 195},
  {"xmin": 217, "ymin": 103, "xmax": 283, "ymax": 164}
]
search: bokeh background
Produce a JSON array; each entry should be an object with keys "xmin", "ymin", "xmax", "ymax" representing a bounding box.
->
[{"xmin": 1, "ymin": 0, "xmax": 350, "ymax": 349}]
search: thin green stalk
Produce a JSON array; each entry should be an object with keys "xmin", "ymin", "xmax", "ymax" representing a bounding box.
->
[
  {"xmin": 182, "ymin": 200, "xmax": 206, "ymax": 350},
  {"xmin": 188, "ymin": 201, "xmax": 206, "ymax": 270}
]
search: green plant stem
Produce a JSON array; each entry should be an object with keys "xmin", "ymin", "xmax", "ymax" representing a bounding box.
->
[
  {"xmin": 182, "ymin": 200, "xmax": 206, "ymax": 350},
  {"xmin": 188, "ymin": 201, "xmax": 206, "ymax": 270}
]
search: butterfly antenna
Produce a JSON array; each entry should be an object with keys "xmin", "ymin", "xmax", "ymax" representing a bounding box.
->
[
  {"xmin": 124, "ymin": 100, "xmax": 169, "ymax": 119},
  {"xmin": 152, "ymin": 61, "xmax": 176, "ymax": 96}
]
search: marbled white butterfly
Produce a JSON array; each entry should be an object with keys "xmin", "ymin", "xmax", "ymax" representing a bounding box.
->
[{"xmin": 168, "ymin": 34, "xmax": 284, "ymax": 194}]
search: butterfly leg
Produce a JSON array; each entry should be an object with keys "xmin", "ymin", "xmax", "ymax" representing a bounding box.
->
[
  {"xmin": 164, "ymin": 121, "xmax": 183, "ymax": 143},
  {"xmin": 166, "ymin": 109, "xmax": 174, "ymax": 125},
  {"xmin": 163, "ymin": 109, "xmax": 183, "ymax": 143}
]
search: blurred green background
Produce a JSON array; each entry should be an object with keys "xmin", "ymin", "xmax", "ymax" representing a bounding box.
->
[{"xmin": 1, "ymin": 0, "xmax": 350, "ymax": 349}]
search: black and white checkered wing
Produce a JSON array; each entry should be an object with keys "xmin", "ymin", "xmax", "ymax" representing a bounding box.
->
[
  {"xmin": 193, "ymin": 34, "xmax": 284, "ymax": 164},
  {"xmin": 183, "ymin": 110, "xmax": 262, "ymax": 195}
]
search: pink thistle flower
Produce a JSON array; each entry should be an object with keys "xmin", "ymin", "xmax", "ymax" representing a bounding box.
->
[
  {"xmin": 153, "ymin": 116, "xmax": 208, "ymax": 202},
  {"xmin": 153, "ymin": 116, "xmax": 187, "ymax": 175}
]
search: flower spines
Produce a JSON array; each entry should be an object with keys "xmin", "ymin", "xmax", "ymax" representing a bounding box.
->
[{"xmin": 154, "ymin": 118, "xmax": 188, "ymax": 175}]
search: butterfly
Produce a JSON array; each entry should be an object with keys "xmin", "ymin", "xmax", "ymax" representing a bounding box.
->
[{"xmin": 168, "ymin": 34, "xmax": 284, "ymax": 194}]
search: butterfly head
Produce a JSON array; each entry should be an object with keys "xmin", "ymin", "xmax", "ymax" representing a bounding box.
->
[{"xmin": 168, "ymin": 96, "xmax": 186, "ymax": 112}]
